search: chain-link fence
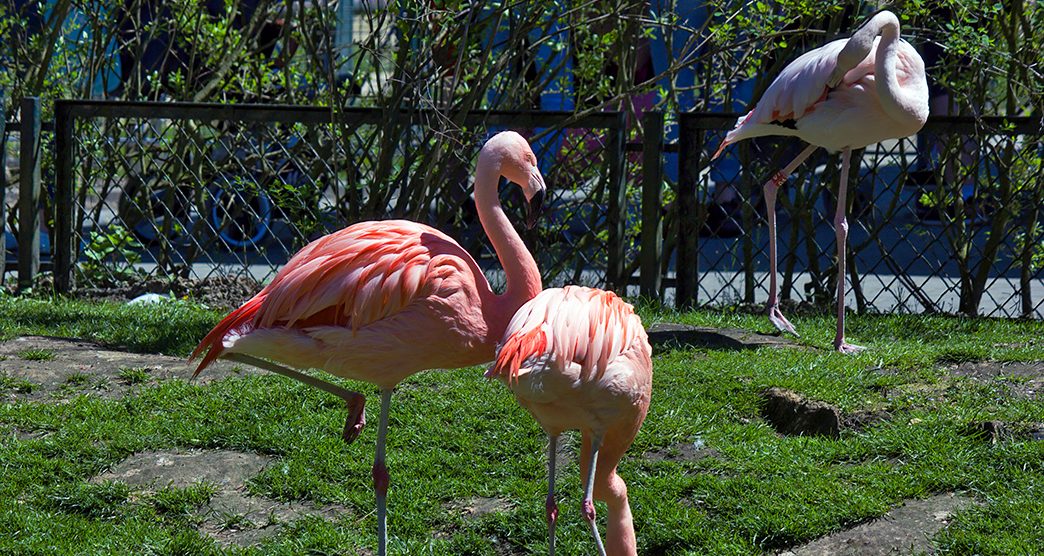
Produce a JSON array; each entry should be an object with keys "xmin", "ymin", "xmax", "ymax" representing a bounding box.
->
[
  {"xmin": 5, "ymin": 100, "xmax": 1041, "ymax": 319},
  {"xmin": 42, "ymin": 101, "xmax": 635, "ymax": 295},
  {"xmin": 671, "ymin": 113, "xmax": 1044, "ymax": 318}
]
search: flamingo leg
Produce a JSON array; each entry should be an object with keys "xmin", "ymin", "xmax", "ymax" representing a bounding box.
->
[
  {"xmin": 581, "ymin": 435, "xmax": 607, "ymax": 556},
  {"xmin": 833, "ymin": 148, "xmax": 864, "ymax": 354},
  {"xmin": 221, "ymin": 353, "xmax": 367, "ymax": 442},
  {"xmin": 374, "ymin": 389, "xmax": 393, "ymax": 556},
  {"xmin": 764, "ymin": 143, "xmax": 818, "ymax": 336},
  {"xmin": 547, "ymin": 435, "xmax": 559, "ymax": 556}
]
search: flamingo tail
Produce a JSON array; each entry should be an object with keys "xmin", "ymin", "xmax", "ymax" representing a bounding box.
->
[
  {"xmin": 191, "ymin": 295, "xmax": 266, "ymax": 377},
  {"xmin": 488, "ymin": 326, "xmax": 548, "ymax": 383}
]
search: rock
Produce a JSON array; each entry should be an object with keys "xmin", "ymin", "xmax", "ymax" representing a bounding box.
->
[
  {"xmin": 760, "ymin": 387, "xmax": 841, "ymax": 438},
  {"xmin": 93, "ymin": 449, "xmax": 346, "ymax": 547},
  {"xmin": 0, "ymin": 336, "xmax": 246, "ymax": 402},
  {"xmin": 646, "ymin": 323, "xmax": 800, "ymax": 353},
  {"xmin": 776, "ymin": 492, "xmax": 978, "ymax": 556}
]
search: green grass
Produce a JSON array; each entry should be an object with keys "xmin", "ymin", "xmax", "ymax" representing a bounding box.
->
[
  {"xmin": 1, "ymin": 296, "xmax": 1043, "ymax": 554},
  {"xmin": 18, "ymin": 348, "xmax": 56, "ymax": 361}
]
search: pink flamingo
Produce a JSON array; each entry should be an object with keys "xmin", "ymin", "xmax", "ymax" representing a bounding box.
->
[
  {"xmin": 713, "ymin": 10, "xmax": 928, "ymax": 353},
  {"xmin": 487, "ymin": 286, "xmax": 653, "ymax": 556},
  {"xmin": 191, "ymin": 131, "xmax": 545, "ymax": 556}
]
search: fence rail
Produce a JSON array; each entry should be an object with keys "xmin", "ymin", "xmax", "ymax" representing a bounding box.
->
[
  {"xmin": 44, "ymin": 100, "xmax": 633, "ymax": 295},
  {"xmin": 3, "ymin": 99, "xmax": 1041, "ymax": 319},
  {"xmin": 673, "ymin": 112, "xmax": 1044, "ymax": 318}
]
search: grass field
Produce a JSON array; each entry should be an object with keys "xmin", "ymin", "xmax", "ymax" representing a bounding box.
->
[{"xmin": 1, "ymin": 295, "xmax": 1043, "ymax": 555}]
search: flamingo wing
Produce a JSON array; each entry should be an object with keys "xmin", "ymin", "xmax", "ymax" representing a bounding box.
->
[
  {"xmin": 715, "ymin": 38, "xmax": 876, "ymax": 156},
  {"xmin": 192, "ymin": 220, "xmax": 477, "ymax": 374},
  {"xmin": 491, "ymin": 286, "xmax": 646, "ymax": 384}
]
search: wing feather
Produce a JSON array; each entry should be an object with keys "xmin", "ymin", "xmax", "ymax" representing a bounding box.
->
[
  {"xmin": 193, "ymin": 219, "xmax": 477, "ymax": 373},
  {"xmin": 491, "ymin": 286, "xmax": 646, "ymax": 383}
]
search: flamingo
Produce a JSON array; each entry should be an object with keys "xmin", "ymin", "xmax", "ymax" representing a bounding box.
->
[
  {"xmin": 712, "ymin": 10, "xmax": 929, "ymax": 353},
  {"xmin": 191, "ymin": 131, "xmax": 545, "ymax": 555},
  {"xmin": 487, "ymin": 286, "xmax": 653, "ymax": 556}
]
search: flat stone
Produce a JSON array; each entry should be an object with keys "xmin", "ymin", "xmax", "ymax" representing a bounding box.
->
[
  {"xmin": 93, "ymin": 449, "xmax": 272, "ymax": 490},
  {"xmin": 93, "ymin": 449, "xmax": 346, "ymax": 547},
  {"xmin": 777, "ymin": 492, "xmax": 978, "ymax": 556},
  {"xmin": 646, "ymin": 323, "xmax": 799, "ymax": 352},
  {"xmin": 0, "ymin": 336, "xmax": 247, "ymax": 402},
  {"xmin": 761, "ymin": 387, "xmax": 841, "ymax": 438}
]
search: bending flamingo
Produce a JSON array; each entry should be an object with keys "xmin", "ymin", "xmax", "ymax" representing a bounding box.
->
[
  {"xmin": 713, "ymin": 10, "xmax": 928, "ymax": 352},
  {"xmin": 487, "ymin": 286, "xmax": 653, "ymax": 556},
  {"xmin": 191, "ymin": 131, "xmax": 545, "ymax": 555}
]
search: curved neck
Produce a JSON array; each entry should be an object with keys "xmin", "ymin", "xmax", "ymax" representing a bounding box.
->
[
  {"xmin": 870, "ymin": 13, "xmax": 928, "ymax": 125},
  {"xmin": 474, "ymin": 153, "xmax": 542, "ymax": 312}
]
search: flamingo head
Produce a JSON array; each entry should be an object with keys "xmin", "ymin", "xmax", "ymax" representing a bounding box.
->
[{"xmin": 487, "ymin": 131, "xmax": 547, "ymax": 229}]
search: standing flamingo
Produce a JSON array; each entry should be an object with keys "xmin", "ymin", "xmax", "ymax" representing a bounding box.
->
[
  {"xmin": 487, "ymin": 286, "xmax": 653, "ymax": 556},
  {"xmin": 191, "ymin": 131, "xmax": 545, "ymax": 555},
  {"xmin": 712, "ymin": 10, "xmax": 928, "ymax": 352}
]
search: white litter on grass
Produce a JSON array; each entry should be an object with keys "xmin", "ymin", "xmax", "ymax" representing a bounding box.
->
[{"xmin": 127, "ymin": 293, "xmax": 173, "ymax": 305}]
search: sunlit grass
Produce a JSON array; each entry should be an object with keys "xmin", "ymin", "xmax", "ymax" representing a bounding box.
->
[{"xmin": 0, "ymin": 295, "xmax": 1042, "ymax": 554}]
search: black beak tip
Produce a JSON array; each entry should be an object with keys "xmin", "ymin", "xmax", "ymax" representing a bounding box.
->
[{"xmin": 525, "ymin": 190, "xmax": 545, "ymax": 230}]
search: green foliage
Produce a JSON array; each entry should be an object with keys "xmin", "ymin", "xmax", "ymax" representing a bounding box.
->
[{"xmin": 80, "ymin": 224, "xmax": 145, "ymax": 286}]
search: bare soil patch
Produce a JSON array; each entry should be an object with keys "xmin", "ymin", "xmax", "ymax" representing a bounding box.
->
[
  {"xmin": 946, "ymin": 360, "xmax": 1044, "ymax": 399},
  {"xmin": 0, "ymin": 335, "xmax": 247, "ymax": 402}
]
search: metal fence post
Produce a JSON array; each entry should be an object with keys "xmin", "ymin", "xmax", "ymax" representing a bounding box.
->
[
  {"xmin": 54, "ymin": 101, "xmax": 75, "ymax": 294},
  {"xmin": 676, "ymin": 114, "xmax": 699, "ymax": 308},
  {"xmin": 606, "ymin": 111, "xmax": 627, "ymax": 293},
  {"xmin": 18, "ymin": 97, "xmax": 42, "ymax": 291},
  {"xmin": 640, "ymin": 111, "xmax": 663, "ymax": 301},
  {"xmin": 0, "ymin": 100, "xmax": 6, "ymax": 282}
]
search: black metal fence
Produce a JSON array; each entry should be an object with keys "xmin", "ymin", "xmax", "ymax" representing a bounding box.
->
[
  {"xmin": 671, "ymin": 113, "xmax": 1044, "ymax": 318},
  {"xmin": 3, "ymin": 99, "xmax": 1042, "ymax": 319},
  {"xmin": 42, "ymin": 100, "xmax": 634, "ymax": 294}
]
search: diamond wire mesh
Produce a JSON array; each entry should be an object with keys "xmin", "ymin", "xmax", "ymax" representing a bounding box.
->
[
  {"xmin": 678, "ymin": 116, "xmax": 1044, "ymax": 318},
  {"xmin": 2, "ymin": 130, "xmax": 14, "ymax": 276},
  {"xmin": 64, "ymin": 110, "xmax": 629, "ymax": 294}
]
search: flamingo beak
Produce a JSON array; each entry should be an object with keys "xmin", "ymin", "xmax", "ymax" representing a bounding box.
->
[{"xmin": 525, "ymin": 189, "xmax": 545, "ymax": 230}]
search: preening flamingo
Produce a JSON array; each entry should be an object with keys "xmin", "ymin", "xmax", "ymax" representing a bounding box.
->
[
  {"xmin": 191, "ymin": 131, "xmax": 545, "ymax": 556},
  {"xmin": 487, "ymin": 286, "xmax": 653, "ymax": 556},
  {"xmin": 713, "ymin": 10, "xmax": 928, "ymax": 352}
]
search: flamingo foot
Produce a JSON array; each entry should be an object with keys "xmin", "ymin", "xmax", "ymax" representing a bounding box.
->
[
  {"xmin": 835, "ymin": 340, "xmax": 865, "ymax": 354},
  {"xmin": 767, "ymin": 305, "xmax": 799, "ymax": 337},
  {"xmin": 342, "ymin": 394, "xmax": 367, "ymax": 444}
]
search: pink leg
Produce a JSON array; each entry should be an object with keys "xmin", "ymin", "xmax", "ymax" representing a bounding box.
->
[
  {"xmin": 581, "ymin": 435, "xmax": 607, "ymax": 556},
  {"xmin": 546, "ymin": 435, "xmax": 559, "ymax": 556},
  {"xmin": 833, "ymin": 148, "xmax": 864, "ymax": 354},
  {"xmin": 764, "ymin": 144, "xmax": 818, "ymax": 336},
  {"xmin": 220, "ymin": 353, "xmax": 367, "ymax": 443},
  {"xmin": 373, "ymin": 389, "xmax": 393, "ymax": 556}
]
